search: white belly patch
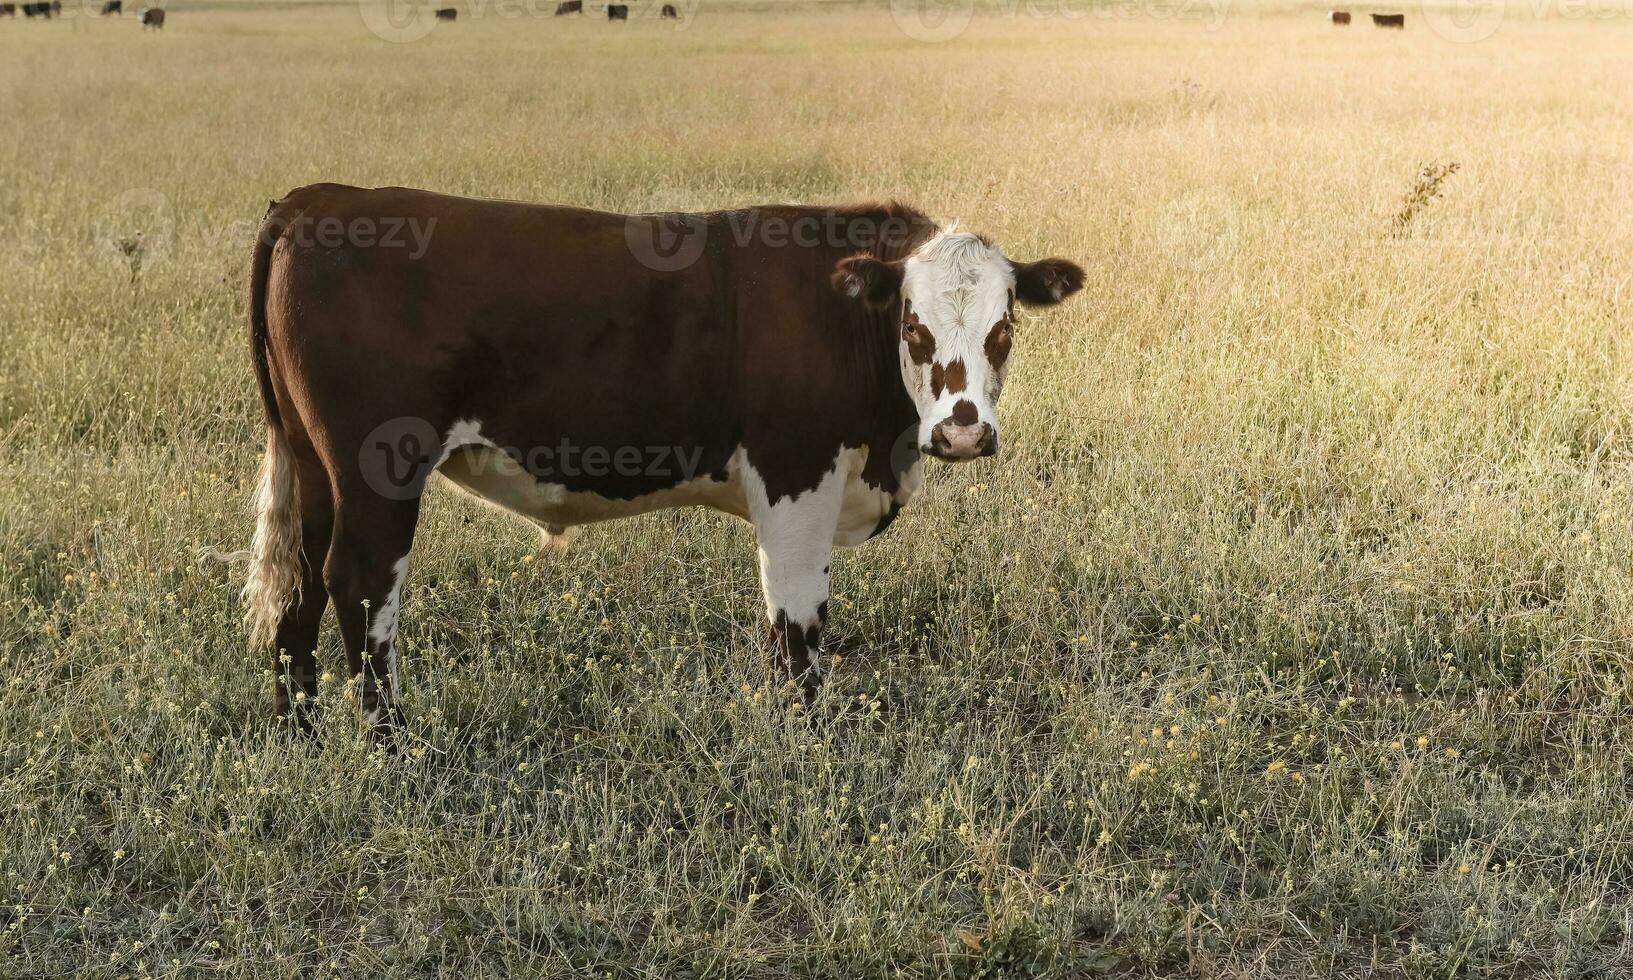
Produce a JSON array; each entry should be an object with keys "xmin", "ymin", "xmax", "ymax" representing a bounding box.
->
[
  {"xmin": 436, "ymin": 443, "xmax": 747, "ymax": 527},
  {"xmin": 430, "ymin": 421, "xmax": 917, "ymax": 545}
]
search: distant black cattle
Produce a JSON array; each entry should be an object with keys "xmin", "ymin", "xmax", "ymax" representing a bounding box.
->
[
  {"xmin": 0, "ymin": 3, "xmax": 17, "ymax": 15},
  {"xmin": 140, "ymin": 6, "xmax": 163, "ymax": 27},
  {"xmin": 1371, "ymin": 12, "xmax": 1404, "ymax": 27},
  {"xmin": 21, "ymin": 1, "xmax": 50, "ymax": 16},
  {"xmin": 660, "ymin": 3, "xmax": 676, "ymax": 16},
  {"xmin": 554, "ymin": 0, "xmax": 581, "ymax": 11},
  {"xmin": 102, "ymin": 0, "xmax": 122, "ymax": 13},
  {"xmin": 434, "ymin": 7, "xmax": 456, "ymax": 18},
  {"xmin": 605, "ymin": 3, "xmax": 626, "ymax": 19},
  {"xmin": 1329, "ymin": 10, "xmax": 1350, "ymax": 24}
]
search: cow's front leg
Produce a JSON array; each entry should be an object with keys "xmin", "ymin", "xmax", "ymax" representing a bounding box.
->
[{"xmin": 747, "ymin": 462, "xmax": 847, "ymax": 704}]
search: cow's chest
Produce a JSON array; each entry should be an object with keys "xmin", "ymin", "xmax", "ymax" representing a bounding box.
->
[{"xmin": 832, "ymin": 451, "xmax": 922, "ymax": 548}]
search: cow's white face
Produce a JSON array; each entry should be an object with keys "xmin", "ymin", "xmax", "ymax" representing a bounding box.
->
[
  {"xmin": 832, "ymin": 228, "xmax": 1084, "ymax": 462},
  {"xmin": 898, "ymin": 232, "xmax": 1017, "ymax": 460}
]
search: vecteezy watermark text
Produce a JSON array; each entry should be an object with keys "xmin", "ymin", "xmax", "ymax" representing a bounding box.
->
[
  {"xmin": 358, "ymin": 416, "xmax": 711, "ymax": 500},
  {"xmin": 263, "ymin": 214, "xmax": 438, "ymax": 260},
  {"xmin": 624, "ymin": 207, "xmax": 925, "ymax": 273},
  {"xmin": 889, "ymin": 0, "xmax": 1231, "ymax": 44},
  {"xmin": 92, "ymin": 188, "xmax": 440, "ymax": 280}
]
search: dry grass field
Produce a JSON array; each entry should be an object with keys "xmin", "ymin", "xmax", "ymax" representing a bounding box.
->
[{"xmin": 4, "ymin": 2, "xmax": 1633, "ymax": 976}]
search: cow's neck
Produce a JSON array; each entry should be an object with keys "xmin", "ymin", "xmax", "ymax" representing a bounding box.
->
[{"xmin": 843, "ymin": 298, "xmax": 921, "ymax": 496}]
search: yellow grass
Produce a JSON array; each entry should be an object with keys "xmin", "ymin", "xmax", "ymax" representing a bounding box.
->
[{"xmin": 3, "ymin": 4, "xmax": 1633, "ymax": 976}]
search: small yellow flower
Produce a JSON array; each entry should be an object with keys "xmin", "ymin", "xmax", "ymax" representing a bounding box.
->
[
  {"xmin": 1416, "ymin": 736, "xmax": 1429, "ymax": 750},
  {"xmin": 1457, "ymin": 862, "xmax": 1471, "ymax": 875},
  {"xmin": 1390, "ymin": 740, "xmax": 1404, "ymax": 751},
  {"xmin": 1445, "ymin": 748, "xmax": 1460, "ymax": 759}
]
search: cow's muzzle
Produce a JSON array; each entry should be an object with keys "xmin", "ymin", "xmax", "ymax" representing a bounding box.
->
[{"xmin": 925, "ymin": 421, "xmax": 997, "ymax": 461}]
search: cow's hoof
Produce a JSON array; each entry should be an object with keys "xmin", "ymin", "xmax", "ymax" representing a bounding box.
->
[
  {"xmin": 364, "ymin": 706, "xmax": 406, "ymax": 749},
  {"xmin": 796, "ymin": 669, "xmax": 823, "ymax": 709}
]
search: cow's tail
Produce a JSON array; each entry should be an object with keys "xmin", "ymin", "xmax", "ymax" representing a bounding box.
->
[{"xmin": 242, "ymin": 208, "xmax": 303, "ymax": 652}]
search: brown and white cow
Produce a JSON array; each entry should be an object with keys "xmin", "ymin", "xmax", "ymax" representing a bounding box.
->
[{"xmin": 241, "ymin": 184, "xmax": 1083, "ymax": 733}]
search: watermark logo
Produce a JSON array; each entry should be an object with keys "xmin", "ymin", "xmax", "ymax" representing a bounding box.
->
[
  {"xmin": 93, "ymin": 188, "xmax": 174, "ymax": 281},
  {"xmin": 890, "ymin": 0, "xmax": 975, "ymax": 42},
  {"xmin": 359, "ymin": 417, "xmax": 442, "ymax": 500},
  {"xmin": 1154, "ymin": 189, "xmax": 1242, "ymax": 257},
  {"xmin": 1421, "ymin": 0, "xmax": 1505, "ymax": 41},
  {"xmin": 624, "ymin": 212, "xmax": 710, "ymax": 273},
  {"xmin": 888, "ymin": 422, "xmax": 926, "ymax": 478},
  {"xmin": 360, "ymin": 0, "xmax": 439, "ymax": 42}
]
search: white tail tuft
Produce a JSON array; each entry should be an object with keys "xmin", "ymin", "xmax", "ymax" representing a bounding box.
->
[{"xmin": 243, "ymin": 427, "xmax": 303, "ymax": 651}]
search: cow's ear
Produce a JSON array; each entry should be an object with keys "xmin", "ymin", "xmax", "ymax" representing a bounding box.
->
[
  {"xmin": 1011, "ymin": 257, "xmax": 1085, "ymax": 306},
  {"xmin": 831, "ymin": 254, "xmax": 905, "ymax": 309}
]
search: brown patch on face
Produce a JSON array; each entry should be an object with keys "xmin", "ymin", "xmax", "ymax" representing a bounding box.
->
[
  {"xmin": 931, "ymin": 358, "xmax": 967, "ymax": 398},
  {"xmin": 902, "ymin": 299, "xmax": 935, "ymax": 366},
  {"xmin": 985, "ymin": 314, "xmax": 1013, "ymax": 371},
  {"xmin": 950, "ymin": 399, "xmax": 979, "ymax": 426}
]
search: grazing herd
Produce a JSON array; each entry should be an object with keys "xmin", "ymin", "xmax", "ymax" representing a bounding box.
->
[
  {"xmin": 0, "ymin": 0, "xmax": 663, "ymax": 25},
  {"xmin": 1332, "ymin": 9, "xmax": 1408, "ymax": 27},
  {"xmin": 10, "ymin": 2, "xmax": 61, "ymax": 17},
  {"xmin": 2, "ymin": 4, "xmax": 1397, "ymax": 29},
  {"xmin": 0, "ymin": 0, "xmax": 668, "ymax": 25},
  {"xmin": 1, "ymin": 0, "xmax": 160, "ymax": 23}
]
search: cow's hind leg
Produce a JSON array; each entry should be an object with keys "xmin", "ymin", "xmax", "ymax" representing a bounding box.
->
[
  {"xmin": 272, "ymin": 450, "xmax": 335, "ymax": 732},
  {"xmin": 324, "ymin": 488, "xmax": 422, "ymax": 737},
  {"xmin": 747, "ymin": 460, "xmax": 847, "ymax": 705}
]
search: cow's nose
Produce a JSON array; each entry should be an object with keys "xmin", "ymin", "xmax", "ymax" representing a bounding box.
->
[{"xmin": 927, "ymin": 421, "xmax": 996, "ymax": 461}]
